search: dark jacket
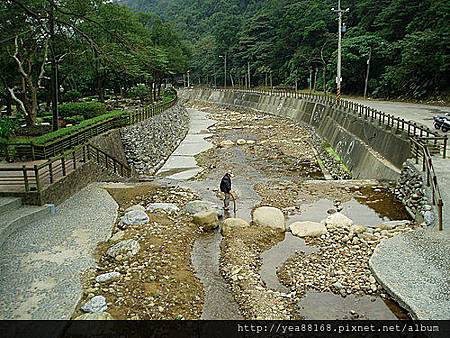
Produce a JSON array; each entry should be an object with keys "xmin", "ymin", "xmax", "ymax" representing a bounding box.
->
[{"xmin": 220, "ymin": 174, "xmax": 232, "ymax": 193}]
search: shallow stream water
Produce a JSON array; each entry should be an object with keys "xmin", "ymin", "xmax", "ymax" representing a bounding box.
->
[{"xmin": 159, "ymin": 107, "xmax": 410, "ymax": 320}]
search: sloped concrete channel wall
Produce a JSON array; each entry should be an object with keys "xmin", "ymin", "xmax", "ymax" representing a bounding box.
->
[{"xmin": 183, "ymin": 89, "xmax": 410, "ymax": 180}]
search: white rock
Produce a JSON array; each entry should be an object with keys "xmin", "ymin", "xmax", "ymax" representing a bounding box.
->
[
  {"xmin": 147, "ymin": 203, "xmax": 180, "ymax": 213},
  {"xmin": 106, "ymin": 239, "xmax": 140, "ymax": 259},
  {"xmin": 221, "ymin": 218, "xmax": 250, "ymax": 236},
  {"xmin": 219, "ymin": 140, "xmax": 234, "ymax": 147},
  {"xmin": 290, "ymin": 221, "xmax": 327, "ymax": 237},
  {"xmin": 236, "ymin": 139, "xmax": 247, "ymax": 145},
  {"xmin": 120, "ymin": 210, "xmax": 149, "ymax": 227},
  {"xmin": 95, "ymin": 272, "xmax": 121, "ymax": 283},
  {"xmin": 246, "ymin": 140, "xmax": 256, "ymax": 145},
  {"xmin": 324, "ymin": 212, "xmax": 353, "ymax": 229},
  {"xmin": 253, "ymin": 206, "xmax": 285, "ymax": 231},
  {"xmin": 81, "ymin": 296, "xmax": 107, "ymax": 313}
]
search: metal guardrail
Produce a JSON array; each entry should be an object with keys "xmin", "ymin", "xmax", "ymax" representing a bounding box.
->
[
  {"xmin": 410, "ymin": 137, "xmax": 444, "ymax": 230},
  {"xmin": 203, "ymin": 87, "xmax": 446, "ymax": 230},
  {"xmin": 212, "ymin": 88, "xmax": 448, "ymax": 158},
  {"xmin": 1, "ymin": 97, "xmax": 178, "ymax": 162}
]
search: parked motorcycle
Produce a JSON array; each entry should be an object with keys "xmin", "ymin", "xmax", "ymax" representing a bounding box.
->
[{"xmin": 433, "ymin": 113, "xmax": 450, "ymax": 133}]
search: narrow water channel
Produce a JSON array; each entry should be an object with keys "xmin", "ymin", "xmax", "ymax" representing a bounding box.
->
[{"xmin": 157, "ymin": 108, "xmax": 243, "ymax": 319}]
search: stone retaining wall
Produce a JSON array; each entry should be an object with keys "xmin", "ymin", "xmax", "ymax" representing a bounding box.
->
[
  {"xmin": 121, "ymin": 102, "xmax": 189, "ymax": 175},
  {"xmin": 394, "ymin": 160, "xmax": 435, "ymax": 226}
]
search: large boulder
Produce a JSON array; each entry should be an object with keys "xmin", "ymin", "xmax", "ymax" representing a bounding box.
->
[
  {"xmin": 184, "ymin": 200, "xmax": 219, "ymax": 215},
  {"xmin": 147, "ymin": 203, "xmax": 180, "ymax": 214},
  {"xmin": 323, "ymin": 212, "xmax": 353, "ymax": 229},
  {"xmin": 290, "ymin": 221, "xmax": 327, "ymax": 237},
  {"xmin": 106, "ymin": 239, "xmax": 140, "ymax": 260},
  {"xmin": 192, "ymin": 210, "xmax": 218, "ymax": 231},
  {"xmin": 221, "ymin": 218, "xmax": 250, "ymax": 236},
  {"xmin": 252, "ymin": 206, "xmax": 285, "ymax": 231},
  {"xmin": 120, "ymin": 210, "xmax": 149, "ymax": 228},
  {"xmin": 81, "ymin": 296, "xmax": 107, "ymax": 313},
  {"xmin": 74, "ymin": 312, "xmax": 114, "ymax": 320}
]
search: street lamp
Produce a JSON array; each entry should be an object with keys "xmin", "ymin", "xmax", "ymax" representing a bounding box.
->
[
  {"xmin": 332, "ymin": 0, "xmax": 349, "ymax": 104},
  {"xmin": 219, "ymin": 53, "xmax": 227, "ymax": 89}
]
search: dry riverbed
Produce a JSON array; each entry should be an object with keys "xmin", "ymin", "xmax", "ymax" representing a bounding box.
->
[
  {"xmin": 74, "ymin": 102, "xmax": 412, "ymax": 320},
  {"xmin": 73, "ymin": 183, "xmax": 204, "ymax": 320}
]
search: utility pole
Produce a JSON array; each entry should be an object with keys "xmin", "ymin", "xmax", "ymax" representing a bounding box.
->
[
  {"xmin": 220, "ymin": 54, "xmax": 227, "ymax": 88},
  {"xmin": 364, "ymin": 46, "xmax": 372, "ymax": 99},
  {"xmin": 332, "ymin": 0, "xmax": 349, "ymax": 104},
  {"xmin": 247, "ymin": 61, "xmax": 251, "ymax": 88},
  {"xmin": 49, "ymin": 0, "xmax": 59, "ymax": 131}
]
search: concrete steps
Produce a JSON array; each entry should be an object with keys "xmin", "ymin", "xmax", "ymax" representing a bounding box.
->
[{"xmin": 0, "ymin": 197, "xmax": 53, "ymax": 249}]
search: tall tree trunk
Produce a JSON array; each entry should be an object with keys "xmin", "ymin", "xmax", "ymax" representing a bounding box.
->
[
  {"xmin": 6, "ymin": 91, "xmax": 12, "ymax": 116},
  {"xmin": 323, "ymin": 66, "xmax": 327, "ymax": 94},
  {"xmin": 97, "ymin": 75, "xmax": 105, "ymax": 103}
]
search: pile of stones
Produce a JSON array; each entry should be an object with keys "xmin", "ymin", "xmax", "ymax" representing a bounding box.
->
[{"xmin": 394, "ymin": 161, "xmax": 434, "ymax": 226}]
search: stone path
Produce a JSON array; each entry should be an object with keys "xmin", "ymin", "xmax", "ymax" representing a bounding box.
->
[
  {"xmin": 0, "ymin": 183, "xmax": 117, "ymax": 319},
  {"xmin": 157, "ymin": 108, "xmax": 214, "ymax": 180}
]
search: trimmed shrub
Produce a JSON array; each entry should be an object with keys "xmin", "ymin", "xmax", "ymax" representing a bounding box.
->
[
  {"xmin": 63, "ymin": 89, "xmax": 82, "ymax": 102},
  {"xmin": 59, "ymin": 102, "xmax": 107, "ymax": 119},
  {"xmin": 31, "ymin": 110, "xmax": 126, "ymax": 145}
]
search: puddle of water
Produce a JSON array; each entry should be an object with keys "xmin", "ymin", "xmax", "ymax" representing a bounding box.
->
[
  {"xmin": 260, "ymin": 232, "xmax": 318, "ymax": 293},
  {"xmin": 289, "ymin": 193, "xmax": 410, "ymax": 227},
  {"xmin": 191, "ymin": 230, "xmax": 243, "ymax": 320},
  {"xmin": 298, "ymin": 291, "xmax": 398, "ymax": 320}
]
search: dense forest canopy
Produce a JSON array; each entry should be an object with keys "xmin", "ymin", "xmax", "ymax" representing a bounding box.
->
[
  {"xmin": 0, "ymin": 0, "xmax": 189, "ymax": 128},
  {"xmin": 120, "ymin": 0, "xmax": 450, "ymax": 99}
]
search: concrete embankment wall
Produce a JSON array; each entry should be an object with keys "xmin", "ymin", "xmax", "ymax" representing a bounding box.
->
[{"xmin": 183, "ymin": 89, "xmax": 410, "ymax": 180}]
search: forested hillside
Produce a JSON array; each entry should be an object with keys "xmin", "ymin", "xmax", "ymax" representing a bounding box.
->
[{"xmin": 121, "ymin": 0, "xmax": 449, "ymax": 99}]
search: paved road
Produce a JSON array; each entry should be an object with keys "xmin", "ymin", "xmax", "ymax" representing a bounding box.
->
[
  {"xmin": 0, "ymin": 183, "xmax": 117, "ymax": 319},
  {"xmin": 350, "ymin": 99, "xmax": 450, "ymax": 132}
]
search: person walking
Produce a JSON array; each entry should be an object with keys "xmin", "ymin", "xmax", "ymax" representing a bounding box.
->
[{"xmin": 220, "ymin": 172, "xmax": 233, "ymax": 210}]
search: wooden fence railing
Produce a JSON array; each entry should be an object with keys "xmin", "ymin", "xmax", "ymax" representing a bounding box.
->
[
  {"xmin": 211, "ymin": 88, "xmax": 448, "ymax": 158},
  {"xmin": 0, "ymin": 144, "xmax": 134, "ymax": 196},
  {"xmin": 1, "ymin": 96, "xmax": 178, "ymax": 162}
]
